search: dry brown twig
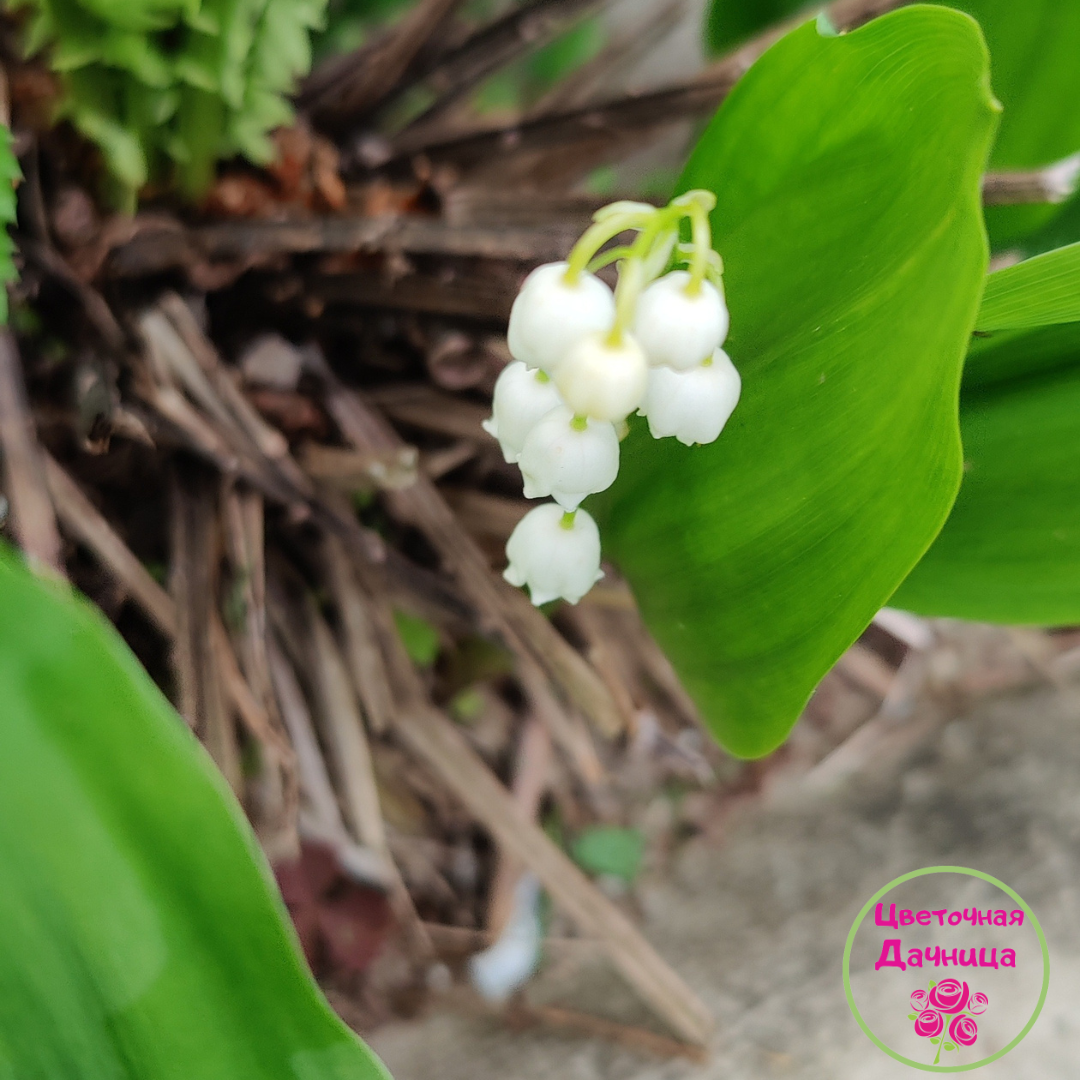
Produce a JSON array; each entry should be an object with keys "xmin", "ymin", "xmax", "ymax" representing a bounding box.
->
[
  {"xmin": 169, "ymin": 466, "xmax": 243, "ymax": 791},
  {"xmin": 43, "ymin": 453, "xmax": 296, "ymax": 790},
  {"xmin": 0, "ymin": 330, "xmax": 64, "ymax": 576},
  {"xmin": 313, "ymin": 359, "xmax": 625, "ymax": 741},
  {"xmin": 382, "ymin": 0, "xmax": 914, "ymax": 168},
  {"xmin": 485, "ymin": 714, "xmax": 553, "ymax": 937},
  {"xmin": 385, "ymin": 0, "xmax": 610, "ymax": 146},
  {"xmin": 301, "ymin": 0, "xmax": 466, "ymax": 129},
  {"xmin": 392, "ymin": 703, "xmax": 713, "ymax": 1046}
]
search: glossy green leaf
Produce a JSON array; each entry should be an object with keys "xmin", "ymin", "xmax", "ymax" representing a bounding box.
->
[
  {"xmin": 703, "ymin": 1, "xmax": 1080, "ymax": 247},
  {"xmin": 975, "ymin": 241, "xmax": 1080, "ymax": 331},
  {"xmin": 0, "ymin": 547, "xmax": 389, "ymax": 1080},
  {"xmin": 599, "ymin": 8, "xmax": 997, "ymax": 758}
]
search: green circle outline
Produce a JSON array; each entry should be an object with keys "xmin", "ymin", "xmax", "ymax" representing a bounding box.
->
[{"xmin": 842, "ymin": 865, "xmax": 1049, "ymax": 1072}]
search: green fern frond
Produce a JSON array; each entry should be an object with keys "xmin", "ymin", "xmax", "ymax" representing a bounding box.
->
[{"xmin": 14, "ymin": 0, "xmax": 330, "ymax": 206}]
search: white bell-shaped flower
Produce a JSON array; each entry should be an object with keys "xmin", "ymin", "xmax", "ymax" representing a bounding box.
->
[
  {"xmin": 554, "ymin": 330, "xmax": 648, "ymax": 422},
  {"xmin": 481, "ymin": 361, "xmax": 563, "ymax": 463},
  {"xmin": 503, "ymin": 504, "xmax": 603, "ymax": 606},
  {"xmin": 640, "ymin": 349, "xmax": 741, "ymax": 446},
  {"xmin": 518, "ymin": 406, "xmax": 619, "ymax": 510},
  {"xmin": 632, "ymin": 270, "xmax": 729, "ymax": 371},
  {"xmin": 507, "ymin": 262, "xmax": 616, "ymax": 375}
]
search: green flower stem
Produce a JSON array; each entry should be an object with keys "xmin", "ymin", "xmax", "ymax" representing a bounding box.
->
[
  {"xmin": 559, "ymin": 510, "xmax": 577, "ymax": 529},
  {"xmin": 586, "ymin": 245, "xmax": 635, "ymax": 273},
  {"xmin": 564, "ymin": 210, "xmax": 654, "ymax": 283},
  {"xmin": 686, "ymin": 201, "xmax": 712, "ymax": 295},
  {"xmin": 608, "ymin": 256, "xmax": 644, "ymax": 345},
  {"xmin": 608, "ymin": 206, "xmax": 679, "ymax": 343}
]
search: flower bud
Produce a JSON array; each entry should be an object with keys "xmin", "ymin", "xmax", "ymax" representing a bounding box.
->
[
  {"xmin": 503, "ymin": 503, "xmax": 603, "ymax": 606},
  {"xmin": 481, "ymin": 361, "xmax": 563, "ymax": 463},
  {"xmin": 632, "ymin": 270, "xmax": 728, "ymax": 371},
  {"xmin": 507, "ymin": 262, "xmax": 616, "ymax": 375},
  {"xmin": 554, "ymin": 330, "xmax": 648, "ymax": 422},
  {"xmin": 518, "ymin": 406, "xmax": 619, "ymax": 510},
  {"xmin": 640, "ymin": 349, "xmax": 740, "ymax": 446}
]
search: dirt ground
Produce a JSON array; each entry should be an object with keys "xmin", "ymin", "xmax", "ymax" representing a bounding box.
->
[{"xmin": 368, "ymin": 648, "xmax": 1080, "ymax": 1079}]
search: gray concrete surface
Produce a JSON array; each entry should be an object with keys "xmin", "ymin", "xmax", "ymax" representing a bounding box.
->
[{"xmin": 370, "ymin": 677, "xmax": 1080, "ymax": 1078}]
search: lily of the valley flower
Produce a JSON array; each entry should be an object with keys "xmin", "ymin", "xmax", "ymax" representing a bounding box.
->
[
  {"xmin": 554, "ymin": 330, "xmax": 648, "ymax": 422},
  {"xmin": 494, "ymin": 192, "xmax": 740, "ymax": 609},
  {"xmin": 503, "ymin": 504, "xmax": 603, "ymax": 606},
  {"xmin": 507, "ymin": 262, "xmax": 615, "ymax": 375},
  {"xmin": 640, "ymin": 349, "xmax": 741, "ymax": 446},
  {"xmin": 481, "ymin": 360, "xmax": 562, "ymax": 463},
  {"xmin": 632, "ymin": 270, "xmax": 729, "ymax": 371},
  {"xmin": 518, "ymin": 406, "xmax": 619, "ymax": 510}
]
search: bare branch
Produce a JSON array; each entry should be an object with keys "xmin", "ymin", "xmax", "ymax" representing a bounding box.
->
[
  {"xmin": 982, "ymin": 153, "xmax": 1080, "ymax": 206},
  {"xmin": 0, "ymin": 330, "xmax": 64, "ymax": 576}
]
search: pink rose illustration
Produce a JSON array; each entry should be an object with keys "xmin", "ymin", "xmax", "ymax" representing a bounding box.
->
[
  {"xmin": 928, "ymin": 978, "xmax": 969, "ymax": 1013},
  {"xmin": 909, "ymin": 981, "xmax": 989, "ymax": 1063},
  {"xmin": 949, "ymin": 1013, "xmax": 979, "ymax": 1048},
  {"xmin": 914, "ymin": 1009, "xmax": 944, "ymax": 1038}
]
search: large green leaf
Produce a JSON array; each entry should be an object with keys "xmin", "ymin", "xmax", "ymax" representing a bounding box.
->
[
  {"xmin": 892, "ymin": 353, "xmax": 1080, "ymax": 625},
  {"xmin": 975, "ymin": 241, "xmax": 1080, "ymax": 331},
  {"xmin": 0, "ymin": 546, "xmax": 388, "ymax": 1080},
  {"xmin": 704, "ymin": 1, "xmax": 1080, "ymax": 247},
  {"xmin": 599, "ymin": 8, "xmax": 997, "ymax": 758},
  {"xmin": 894, "ymin": 243, "xmax": 1080, "ymax": 625}
]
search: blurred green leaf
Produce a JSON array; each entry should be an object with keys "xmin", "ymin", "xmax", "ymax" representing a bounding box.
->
[
  {"xmin": 475, "ymin": 18, "xmax": 603, "ymax": 115},
  {"xmin": 1013, "ymin": 186, "xmax": 1080, "ymax": 259},
  {"xmin": 704, "ymin": 0, "xmax": 800, "ymax": 54},
  {"xmin": 0, "ymin": 126, "xmax": 21, "ymax": 325},
  {"xmin": 392, "ymin": 609, "xmax": 440, "ymax": 666},
  {"xmin": 975, "ymin": 242, "xmax": 1080, "ymax": 331},
  {"xmin": 0, "ymin": 546, "xmax": 389, "ymax": 1079},
  {"xmin": 965, "ymin": 0, "xmax": 1080, "ymax": 246},
  {"xmin": 894, "ymin": 327, "xmax": 1080, "ymax": 625},
  {"xmin": 526, "ymin": 17, "xmax": 603, "ymax": 86},
  {"xmin": 571, "ymin": 827, "xmax": 644, "ymax": 883},
  {"xmin": 599, "ymin": 8, "xmax": 996, "ymax": 757},
  {"xmin": 961, "ymin": 320, "xmax": 1080, "ymax": 390},
  {"xmin": 895, "ymin": 234, "xmax": 1080, "ymax": 622},
  {"xmin": 448, "ymin": 687, "xmax": 486, "ymax": 723}
]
